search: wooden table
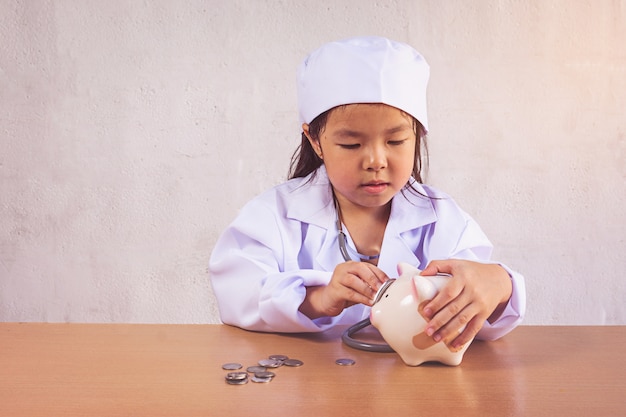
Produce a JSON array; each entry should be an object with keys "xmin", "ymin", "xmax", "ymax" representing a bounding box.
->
[{"xmin": 0, "ymin": 323, "xmax": 624, "ymax": 416}]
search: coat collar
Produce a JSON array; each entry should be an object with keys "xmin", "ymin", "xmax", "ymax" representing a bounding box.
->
[
  {"xmin": 284, "ymin": 166, "xmax": 335, "ymax": 229},
  {"xmin": 284, "ymin": 167, "xmax": 438, "ymax": 274}
]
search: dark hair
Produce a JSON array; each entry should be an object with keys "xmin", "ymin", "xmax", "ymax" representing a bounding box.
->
[{"xmin": 288, "ymin": 106, "xmax": 429, "ymax": 189}]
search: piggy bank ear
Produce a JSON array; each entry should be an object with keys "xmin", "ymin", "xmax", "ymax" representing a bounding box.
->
[
  {"xmin": 397, "ymin": 262, "xmax": 420, "ymax": 278},
  {"xmin": 411, "ymin": 275, "xmax": 439, "ymax": 301}
]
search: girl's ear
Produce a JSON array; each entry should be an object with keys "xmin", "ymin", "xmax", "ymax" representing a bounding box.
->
[{"xmin": 302, "ymin": 123, "xmax": 323, "ymax": 159}]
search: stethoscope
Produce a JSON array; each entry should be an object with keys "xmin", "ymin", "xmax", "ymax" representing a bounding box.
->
[
  {"xmin": 341, "ymin": 277, "xmax": 397, "ymax": 352},
  {"xmin": 334, "ymin": 205, "xmax": 396, "ymax": 353}
]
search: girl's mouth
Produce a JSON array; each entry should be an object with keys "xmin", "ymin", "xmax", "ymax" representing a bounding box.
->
[{"xmin": 362, "ymin": 182, "xmax": 389, "ymax": 194}]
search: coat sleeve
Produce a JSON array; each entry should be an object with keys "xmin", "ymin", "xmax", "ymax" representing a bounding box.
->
[
  {"xmin": 475, "ymin": 262, "xmax": 526, "ymax": 340},
  {"xmin": 209, "ymin": 198, "xmax": 343, "ymax": 333}
]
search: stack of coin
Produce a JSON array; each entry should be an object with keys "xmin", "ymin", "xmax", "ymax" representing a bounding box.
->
[
  {"xmin": 250, "ymin": 370, "xmax": 275, "ymax": 383},
  {"xmin": 222, "ymin": 354, "xmax": 304, "ymax": 386},
  {"xmin": 225, "ymin": 371, "xmax": 249, "ymax": 385}
]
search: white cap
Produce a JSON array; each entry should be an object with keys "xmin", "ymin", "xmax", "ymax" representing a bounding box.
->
[{"xmin": 296, "ymin": 36, "xmax": 430, "ymax": 131}]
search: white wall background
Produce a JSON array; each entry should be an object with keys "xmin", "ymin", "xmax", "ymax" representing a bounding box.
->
[{"xmin": 1, "ymin": 0, "xmax": 624, "ymax": 325}]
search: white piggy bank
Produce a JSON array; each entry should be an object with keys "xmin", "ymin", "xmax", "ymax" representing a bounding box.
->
[{"xmin": 369, "ymin": 262, "xmax": 474, "ymax": 366}]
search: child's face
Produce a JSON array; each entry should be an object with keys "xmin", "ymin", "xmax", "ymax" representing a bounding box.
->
[{"xmin": 305, "ymin": 103, "xmax": 416, "ymax": 212}]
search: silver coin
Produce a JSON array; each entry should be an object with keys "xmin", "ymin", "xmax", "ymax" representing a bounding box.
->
[
  {"xmin": 335, "ymin": 358, "xmax": 356, "ymax": 366},
  {"xmin": 226, "ymin": 377, "xmax": 249, "ymax": 385},
  {"xmin": 221, "ymin": 362, "xmax": 243, "ymax": 370},
  {"xmin": 258, "ymin": 358, "xmax": 283, "ymax": 368},
  {"xmin": 225, "ymin": 371, "xmax": 248, "ymax": 381},
  {"xmin": 246, "ymin": 365, "xmax": 267, "ymax": 374},
  {"xmin": 254, "ymin": 371, "xmax": 276, "ymax": 379},
  {"xmin": 251, "ymin": 376, "xmax": 272, "ymax": 383},
  {"xmin": 269, "ymin": 354, "xmax": 289, "ymax": 361},
  {"xmin": 283, "ymin": 358, "xmax": 304, "ymax": 367}
]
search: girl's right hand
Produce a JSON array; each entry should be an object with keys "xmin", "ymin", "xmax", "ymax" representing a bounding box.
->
[{"xmin": 299, "ymin": 261, "xmax": 389, "ymax": 319}]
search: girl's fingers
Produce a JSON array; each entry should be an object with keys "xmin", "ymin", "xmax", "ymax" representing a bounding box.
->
[
  {"xmin": 422, "ymin": 277, "xmax": 464, "ymax": 320},
  {"xmin": 339, "ymin": 261, "xmax": 389, "ymax": 295},
  {"xmin": 427, "ymin": 300, "xmax": 476, "ymax": 343}
]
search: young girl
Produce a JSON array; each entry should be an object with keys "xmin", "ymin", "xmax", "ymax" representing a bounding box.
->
[{"xmin": 209, "ymin": 36, "xmax": 525, "ymax": 349}]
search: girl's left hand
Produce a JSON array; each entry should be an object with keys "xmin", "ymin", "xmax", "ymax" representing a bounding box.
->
[{"xmin": 420, "ymin": 259, "xmax": 512, "ymax": 349}]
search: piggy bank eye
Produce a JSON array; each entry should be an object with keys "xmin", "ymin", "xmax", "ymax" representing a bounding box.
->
[{"xmin": 373, "ymin": 279, "xmax": 396, "ymax": 304}]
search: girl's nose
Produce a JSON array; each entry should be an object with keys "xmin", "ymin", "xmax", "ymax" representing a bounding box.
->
[{"xmin": 365, "ymin": 146, "xmax": 387, "ymax": 171}]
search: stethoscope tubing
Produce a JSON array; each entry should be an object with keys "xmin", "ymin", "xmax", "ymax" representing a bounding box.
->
[
  {"xmin": 335, "ymin": 199, "xmax": 394, "ymax": 352},
  {"xmin": 341, "ymin": 276, "xmax": 397, "ymax": 353},
  {"xmin": 341, "ymin": 318, "xmax": 395, "ymax": 353}
]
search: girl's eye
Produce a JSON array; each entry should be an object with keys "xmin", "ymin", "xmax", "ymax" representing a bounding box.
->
[
  {"xmin": 388, "ymin": 139, "xmax": 406, "ymax": 146},
  {"xmin": 339, "ymin": 144, "xmax": 360, "ymax": 149}
]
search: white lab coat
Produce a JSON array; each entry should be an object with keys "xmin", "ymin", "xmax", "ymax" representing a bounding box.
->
[{"xmin": 209, "ymin": 166, "xmax": 525, "ymax": 340}]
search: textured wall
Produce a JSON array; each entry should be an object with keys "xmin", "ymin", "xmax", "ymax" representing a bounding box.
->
[{"xmin": 1, "ymin": 0, "xmax": 624, "ymax": 324}]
